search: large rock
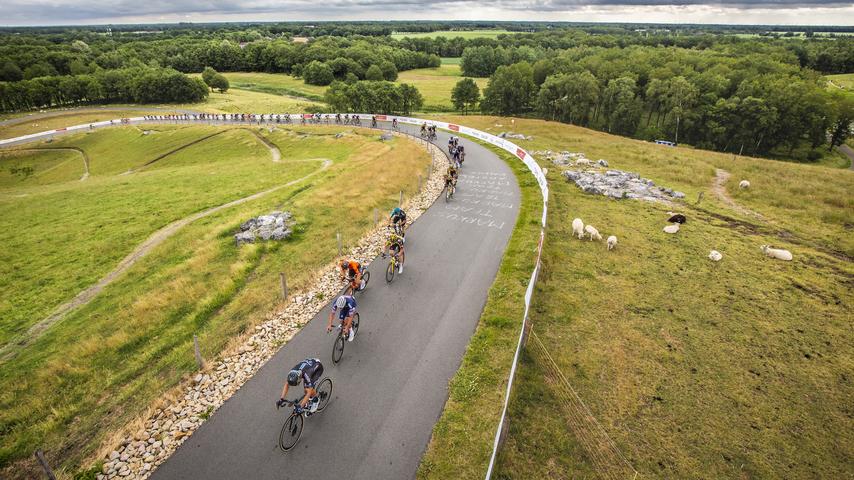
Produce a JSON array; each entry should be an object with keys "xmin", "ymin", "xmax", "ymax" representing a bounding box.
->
[
  {"xmin": 561, "ymin": 168, "xmax": 684, "ymax": 203},
  {"xmin": 235, "ymin": 211, "xmax": 294, "ymax": 245}
]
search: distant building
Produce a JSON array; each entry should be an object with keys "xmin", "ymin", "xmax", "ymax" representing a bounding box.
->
[{"xmin": 654, "ymin": 140, "xmax": 676, "ymax": 147}]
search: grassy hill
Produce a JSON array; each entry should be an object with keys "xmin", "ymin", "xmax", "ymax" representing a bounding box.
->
[
  {"xmin": 421, "ymin": 115, "xmax": 853, "ymax": 479},
  {"xmin": 0, "ymin": 124, "xmax": 430, "ymax": 476}
]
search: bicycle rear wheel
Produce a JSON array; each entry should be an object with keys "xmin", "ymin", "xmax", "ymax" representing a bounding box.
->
[
  {"xmin": 352, "ymin": 313, "xmax": 360, "ymax": 336},
  {"xmin": 316, "ymin": 378, "xmax": 334, "ymax": 412},
  {"xmin": 279, "ymin": 413, "xmax": 304, "ymax": 451},
  {"xmin": 385, "ymin": 260, "xmax": 395, "ymax": 283},
  {"xmin": 332, "ymin": 333, "xmax": 345, "ymax": 364},
  {"xmin": 359, "ymin": 271, "xmax": 370, "ymax": 290}
]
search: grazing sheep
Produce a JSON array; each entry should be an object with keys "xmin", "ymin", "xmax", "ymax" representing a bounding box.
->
[
  {"xmin": 668, "ymin": 213, "xmax": 687, "ymax": 224},
  {"xmin": 585, "ymin": 225, "xmax": 602, "ymax": 241},
  {"xmin": 761, "ymin": 245, "xmax": 792, "ymax": 261},
  {"xmin": 572, "ymin": 218, "xmax": 585, "ymax": 239},
  {"xmin": 739, "ymin": 180, "xmax": 750, "ymax": 189},
  {"xmin": 708, "ymin": 250, "xmax": 723, "ymax": 262},
  {"xmin": 607, "ymin": 235, "xmax": 617, "ymax": 250},
  {"xmin": 663, "ymin": 224, "xmax": 680, "ymax": 234}
]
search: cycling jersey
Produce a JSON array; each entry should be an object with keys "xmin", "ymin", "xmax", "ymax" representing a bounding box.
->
[
  {"xmin": 332, "ymin": 295, "xmax": 357, "ymax": 320},
  {"xmin": 343, "ymin": 260, "xmax": 361, "ymax": 278},
  {"xmin": 390, "ymin": 208, "xmax": 406, "ymax": 224},
  {"xmin": 293, "ymin": 358, "xmax": 323, "ymax": 389}
]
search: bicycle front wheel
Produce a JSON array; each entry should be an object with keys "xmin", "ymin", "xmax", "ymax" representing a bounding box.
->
[
  {"xmin": 332, "ymin": 333, "xmax": 345, "ymax": 364},
  {"xmin": 279, "ymin": 413, "xmax": 304, "ymax": 452},
  {"xmin": 385, "ymin": 260, "xmax": 395, "ymax": 283},
  {"xmin": 316, "ymin": 378, "xmax": 334, "ymax": 412}
]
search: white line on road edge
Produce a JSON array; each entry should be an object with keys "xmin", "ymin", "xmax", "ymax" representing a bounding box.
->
[{"xmin": 0, "ymin": 113, "xmax": 548, "ymax": 479}]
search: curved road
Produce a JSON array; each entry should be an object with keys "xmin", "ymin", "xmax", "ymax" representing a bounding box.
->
[{"xmin": 149, "ymin": 123, "xmax": 520, "ymax": 480}]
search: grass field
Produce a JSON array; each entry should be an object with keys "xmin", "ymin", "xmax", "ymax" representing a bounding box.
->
[
  {"xmin": 425, "ymin": 116, "xmax": 852, "ymax": 478},
  {"xmin": 398, "ymin": 65, "xmax": 488, "ymax": 111},
  {"xmin": 441, "ymin": 57, "xmax": 461, "ymax": 65},
  {"xmin": 204, "ymin": 72, "xmax": 327, "ymax": 102},
  {"xmin": 827, "ymin": 73, "xmax": 854, "ymax": 92},
  {"xmin": 391, "ymin": 29, "xmax": 514, "ymax": 40},
  {"xmin": 0, "ymin": 124, "xmax": 430, "ymax": 476}
]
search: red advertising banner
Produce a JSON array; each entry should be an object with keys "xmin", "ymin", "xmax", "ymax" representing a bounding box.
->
[
  {"xmin": 516, "ymin": 148, "xmax": 526, "ymax": 159},
  {"xmin": 449, "ymin": 124, "xmax": 460, "ymax": 132},
  {"xmin": 303, "ymin": 114, "xmax": 313, "ymax": 119},
  {"xmin": 376, "ymin": 115, "xmax": 387, "ymax": 121}
]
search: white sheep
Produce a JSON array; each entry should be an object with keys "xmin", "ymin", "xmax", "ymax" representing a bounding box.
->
[
  {"xmin": 585, "ymin": 225, "xmax": 602, "ymax": 241},
  {"xmin": 663, "ymin": 224, "xmax": 680, "ymax": 234},
  {"xmin": 739, "ymin": 180, "xmax": 750, "ymax": 189},
  {"xmin": 708, "ymin": 250, "xmax": 723, "ymax": 262},
  {"xmin": 572, "ymin": 218, "xmax": 585, "ymax": 239},
  {"xmin": 607, "ymin": 235, "xmax": 617, "ymax": 250},
  {"xmin": 761, "ymin": 245, "xmax": 792, "ymax": 261}
]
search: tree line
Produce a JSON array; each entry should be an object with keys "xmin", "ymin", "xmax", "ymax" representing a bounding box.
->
[
  {"xmin": 466, "ymin": 44, "xmax": 852, "ymax": 159},
  {"xmin": 324, "ymin": 81, "xmax": 423, "ymax": 115},
  {"xmin": 0, "ymin": 67, "xmax": 208, "ymax": 112}
]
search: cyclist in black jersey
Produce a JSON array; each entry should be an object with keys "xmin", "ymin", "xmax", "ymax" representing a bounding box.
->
[{"xmin": 277, "ymin": 358, "xmax": 324, "ymax": 413}]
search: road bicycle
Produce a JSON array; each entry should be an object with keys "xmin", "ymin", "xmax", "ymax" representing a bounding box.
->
[
  {"xmin": 277, "ymin": 378, "xmax": 334, "ymax": 451},
  {"xmin": 330, "ymin": 313, "xmax": 360, "ymax": 364},
  {"xmin": 383, "ymin": 251, "xmax": 402, "ymax": 283},
  {"xmin": 345, "ymin": 266, "xmax": 371, "ymax": 296},
  {"xmin": 444, "ymin": 180, "xmax": 456, "ymax": 202}
]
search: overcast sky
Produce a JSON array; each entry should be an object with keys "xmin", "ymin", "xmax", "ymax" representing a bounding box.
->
[{"xmin": 3, "ymin": 0, "xmax": 854, "ymax": 27}]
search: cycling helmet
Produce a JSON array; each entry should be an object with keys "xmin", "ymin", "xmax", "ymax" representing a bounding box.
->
[
  {"xmin": 335, "ymin": 296, "xmax": 347, "ymax": 309},
  {"xmin": 391, "ymin": 207, "xmax": 402, "ymax": 216},
  {"xmin": 287, "ymin": 370, "xmax": 301, "ymax": 386},
  {"xmin": 340, "ymin": 259, "xmax": 349, "ymax": 269}
]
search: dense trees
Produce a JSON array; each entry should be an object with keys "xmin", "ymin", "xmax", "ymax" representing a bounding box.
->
[
  {"xmin": 475, "ymin": 41, "xmax": 850, "ymax": 160},
  {"xmin": 201, "ymin": 67, "xmax": 229, "ymax": 92},
  {"xmin": 324, "ymin": 81, "xmax": 423, "ymax": 115},
  {"xmin": 451, "ymin": 78, "xmax": 480, "ymax": 115},
  {"xmin": 0, "ymin": 67, "xmax": 207, "ymax": 112},
  {"xmin": 303, "ymin": 61, "xmax": 335, "ymax": 85}
]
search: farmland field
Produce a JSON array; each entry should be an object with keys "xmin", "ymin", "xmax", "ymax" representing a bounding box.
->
[
  {"xmin": 0, "ymin": 123, "xmax": 430, "ymax": 476},
  {"xmin": 419, "ymin": 115, "xmax": 854, "ymax": 479},
  {"xmin": 398, "ymin": 65, "xmax": 488, "ymax": 111}
]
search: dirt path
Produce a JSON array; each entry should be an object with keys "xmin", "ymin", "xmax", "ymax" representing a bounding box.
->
[
  {"xmin": 836, "ymin": 143, "xmax": 854, "ymax": 171},
  {"xmin": 243, "ymin": 129, "xmax": 281, "ymax": 162},
  {"xmin": 0, "ymin": 159, "xmax": 332, "ymax": 362},
  {"xmin": 711, "ymin": 169, "xmax": 766, "ymax": 220},
  {"xmin": 7, "ymin": 147, "xmax": 91, "ymax": 180}
]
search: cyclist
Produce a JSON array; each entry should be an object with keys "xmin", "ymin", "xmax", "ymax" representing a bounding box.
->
[
  {"xmin": 445, "ymin": 165, "xmax": 459, "ymax": 193},
  {"xmin": 420, "ymin": 123, "xmax": 427, "ymax": 137},
  {"xmin": 327, "ymin": 295, "xmax": 357, "ymax": 341},
  {"xmin": 458, "ymin": 145, "xmax": 465, "ymax": 165},
  {"xmin": 277, "ymin": 357, "xmax": 324, "ymax": 414},
  {"xmin": 389, "ymin": 207, "xmax": 407, "ymax": 237},
  {"xmin": 371, "ymin": 115, "xmax": 378, "ymax": 128},
  {"xmin": 383, "ymin": 229, "xmax": 405, "ymax": 274},
  {"xmin": 338, "ymin": 259, "xmax": 364, "ymax": 294},
  {"xmin": 392, "ymin": 118, "xmax": 398, "ymax": 130}
]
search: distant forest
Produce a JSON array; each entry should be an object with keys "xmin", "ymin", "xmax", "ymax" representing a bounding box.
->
[{"xmin": 1, "ymin": 21, "xmax": 851, "ymax": 159}]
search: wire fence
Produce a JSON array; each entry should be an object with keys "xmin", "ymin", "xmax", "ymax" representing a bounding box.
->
[{"xmin": 527, "ymin": 328, "xmax": 639, "ymax": 480}]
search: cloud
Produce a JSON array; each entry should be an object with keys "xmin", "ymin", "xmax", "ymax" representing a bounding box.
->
[{"xmin": 2, "ymin": 0, "xmax": 853, "ymax": 25}]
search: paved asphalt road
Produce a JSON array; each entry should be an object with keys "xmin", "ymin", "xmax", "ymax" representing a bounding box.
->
[{"xmin": 148, "ymin": 122, "xmax": 520, "ymax": 479}]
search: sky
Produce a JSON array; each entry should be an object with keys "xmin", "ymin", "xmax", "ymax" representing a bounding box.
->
[{"xmin": 2, "ymin": 0, "xmax": 854, "ymax": 27}]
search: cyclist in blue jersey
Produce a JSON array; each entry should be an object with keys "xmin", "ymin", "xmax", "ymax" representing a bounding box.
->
[
  {"xmin": 277, "ymin": 357, "xmax": 324, "ymax": 413},
  {"xmin": 327, "ymin": 295, "xmax": 357, "ymax": 341}
]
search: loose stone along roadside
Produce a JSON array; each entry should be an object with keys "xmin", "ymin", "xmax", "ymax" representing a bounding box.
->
[
  {"xmin": 536, "ymin": 150, "xmax": 686, "ymax": 202},
  {"xmin": 94, "ymin": 136, "xmax": 448, "ymax": 480}
]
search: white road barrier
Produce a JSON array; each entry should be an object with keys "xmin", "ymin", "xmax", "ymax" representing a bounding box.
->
[{"xmin": 0, "ymin": 113, "xmax": 548, "ymax": 478}]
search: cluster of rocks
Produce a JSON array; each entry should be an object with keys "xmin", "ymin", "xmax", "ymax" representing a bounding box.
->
[
  {"xmin": 533, "ymin": 150, "xmax": 608, "ymax": 168},
  {"xmin": 379, "ymin": 132, "xmax": 393, "ymax": 141},
  {"xmin": 94, "ymin": 133, "xmax": 449, "ymax": 480},
  {"xmin": 563, "ymin": 169, "xmax": 685, "ymax": 201},
  {"xmin": 234, "ymin": 212, "xmax": 294, "ymax": 245},
  {"xmin": 498, "ymin": 132, "xmax": 533, "ymax": 141}
]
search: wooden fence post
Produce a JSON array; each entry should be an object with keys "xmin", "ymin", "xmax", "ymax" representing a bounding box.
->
[
  {"xmin": 373, "ymin": 208, "xmax": 379, "ymax": 227},
  {"xmin": 279, "ymin": 272, "xmax": 288, "ymax": 300},
  {"xmin": 418, "ymin": 174, "xmax": 422, "ymax": 192},
  {"xmin": 193, "ymin": 335, "xmax": 205, "ymax": 369},
  {"xmin": 337, "ymin": 232, "xmax": 342, "ymax": 257},
  {"xmin": 399, "ymin": 190, "xmax": 403, "ymax": 207},
  {"xmin": 34, "ymin": 450, "xmax": 56, "ymax": 480}
]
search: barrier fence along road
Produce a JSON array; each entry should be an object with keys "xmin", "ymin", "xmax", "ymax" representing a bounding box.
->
[{"xmin": 0, "ymin": 113, "xmax": 549, "ymax": 479}]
